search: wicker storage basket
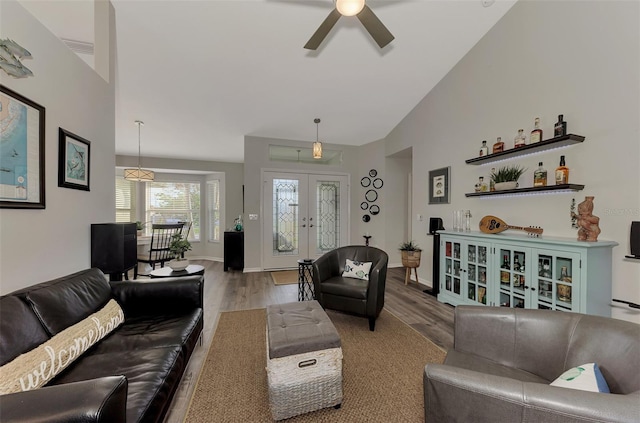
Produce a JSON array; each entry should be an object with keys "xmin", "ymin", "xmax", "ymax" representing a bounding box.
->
[
  {"xmin": 266, "ymin": 334, "xmax": 342, "ymax": 420},
  {"xmin": 401, "ymin": 250, "xmax": 421, "ymax": 268}
]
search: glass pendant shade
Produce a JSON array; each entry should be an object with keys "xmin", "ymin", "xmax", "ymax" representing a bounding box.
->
[
  {"xmin": 124, "ymin": 120, "xmax": 155, "ymax": 182},
  {"xmin": 313, "ymin": 141, "xmax": 322, "ymax": 159},
  {"xmin": 336, "ymin": 0, "xmax": 365, "ymax": 16}
]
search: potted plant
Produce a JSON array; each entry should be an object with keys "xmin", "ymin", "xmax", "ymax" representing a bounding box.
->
[
  {"xmin": 168, "ymin": 233, "xmax": 192, "ymax": 271},
  {"xmin": 490, "ymin": 165, "xmax": 527, "ymax": 191},
  {"xmin": 135, "ymin": 220, "xmax": 146, "ymax": 235},
  {"xmin": 399, "ymin": 241, "xmax": 422, "ymax": 268}
]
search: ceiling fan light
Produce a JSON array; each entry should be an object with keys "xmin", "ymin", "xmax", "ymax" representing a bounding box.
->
[
  {"xmin": 313, "ymin": 141, "xmax": 323, "ymax": 159},
  {"xmin": 336, "ymin": 0, "xmax": 365, "ymax": 16}
]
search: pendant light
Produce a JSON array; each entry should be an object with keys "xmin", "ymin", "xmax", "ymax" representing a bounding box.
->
[
  {"xmin": 124, "ymin": 120, "xmax": 155, "ymax": 182},
  {"xmin": 313, "ymin": 118, "xmax": 322, "ymax": 159}
]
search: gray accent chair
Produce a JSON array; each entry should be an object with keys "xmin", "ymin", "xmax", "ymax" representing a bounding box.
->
[
  {"xmin": 312, "ymin": 245, "xmax": 388, "ymax": 331},
  {"xmin": 424, "ymin": 306, "xmax": 640, "ymax": 423}
]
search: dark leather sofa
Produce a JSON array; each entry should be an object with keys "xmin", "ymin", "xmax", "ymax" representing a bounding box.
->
[
  {"xmin": 312, "ymin": 245, "xmax": 388, "ymax": 331},
  {"xmin": 0, "ymin": 268, "xmax": 203, "ymax": 423}
]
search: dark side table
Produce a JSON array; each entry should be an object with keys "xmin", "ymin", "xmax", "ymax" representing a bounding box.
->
[{"xmin": 297, "ymin": 259, "xmax": 315, "ymax": 301}]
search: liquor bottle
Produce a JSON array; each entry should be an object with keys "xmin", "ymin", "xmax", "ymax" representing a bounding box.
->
[
  {"xmin": 502, "ymin": 255, "xmax": 510, "ymax": 270},
  {"xmin": 479, "ymin": 140, "xmax": 489, "ymax": 157},
  {"xmin": 533, "ymin": 162, "xmax": 547, "ymax": 187},
  {"xmin": 475, "ymin": 177, "xmax": 488, "ymax": 192},
  {"xmin": 514, "ymin": 129, "xmax": 526, "ymax": 148},
  {"xmin": 530, "ymin": 117, "xmax": 543, "ymax": 143},
  {"xmin": 492, "ymin": 137, "xmax": 504, "ymax": 153},
  {"xmin": 513, "ymin": 256, "xmax": 521, "ymax": 272},
  {"xmin": 555, "ymin": 155, "xmax": 569, "ymax": 185},
  {"xmin": 489, "ymin": 168, "xmax": 496, "ymax": 191},
  {"xmin": 554, "ymin": 114, "xmax": 567, "ymax": 137}
]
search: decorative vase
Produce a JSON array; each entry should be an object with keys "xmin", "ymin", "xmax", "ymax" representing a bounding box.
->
[
  {"xmin": 137, "ymin": 230, "xmax": 143, "ymax": 236},
  {"xmin": 401, "ymin": 250, "xmax": 421, "ymax": 268},
  {"xmin": 575, "ymin": 196, "xmax": 601, "ymax": 242},
  {"xmin": 494, "ymin": 181, "xmax": 518, "ymax": 191},
  {"xmin": 168, "ymin": 258, "xmax": 189, "ymax": 271}
]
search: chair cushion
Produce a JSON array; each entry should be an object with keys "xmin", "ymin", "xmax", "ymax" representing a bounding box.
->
[
  {"xmin": 444, "ymin": 349, "xmax": 549, "ymax": 384},
  {"xmin": 320, "ymin": 276, "xmax": 368, "ymax": 299},
  {"xmin": 341, "ymin": 259, "xmax": 372, "ymax": 280}
]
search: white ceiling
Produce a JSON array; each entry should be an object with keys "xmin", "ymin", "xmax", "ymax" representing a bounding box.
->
[{"xmin": 22, "ymin": 0, "xmax": 517, "ymax": 163}]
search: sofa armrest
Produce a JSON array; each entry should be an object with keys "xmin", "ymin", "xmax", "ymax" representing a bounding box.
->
[
  {"xmin": 0, "ymin": 376, "xmax": 127, "ymax": 423},
  {"xmin": 424, "ymin": 364, "xmax": 640, "ymax": 423},
  {"xmin": 110, "ymin": 276, "xmax": 203, "ymax": 317}
]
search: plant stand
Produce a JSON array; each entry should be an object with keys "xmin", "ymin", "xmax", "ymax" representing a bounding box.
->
[
  {"xmin": 401, "ymin": 250, "xmax": 421, "ymax": 286},
  {"xmin": 404, "ymin": 266, "xmax": 419, "ymax": 286}
]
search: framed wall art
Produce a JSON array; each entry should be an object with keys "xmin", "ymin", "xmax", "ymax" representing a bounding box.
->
[
  {"xmin": 58, "ymin": 128, "xmax": 91, "ymax": 191},
  {"xmin": 0, "ymin": 85, "xmax": 46, "ymax": 209},
  {"xmin": 429, "ymin": 166, "xmax": 450, "ymax": 204}
]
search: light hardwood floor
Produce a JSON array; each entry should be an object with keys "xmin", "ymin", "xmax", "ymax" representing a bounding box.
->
[{"xmin": 163, "ymin": 260, "xmax": 454, "ymax": 423}]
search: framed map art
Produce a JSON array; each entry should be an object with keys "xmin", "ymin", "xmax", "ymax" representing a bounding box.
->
[
  {"xmin": 0, "ymin": 85, "xmax": 46, "ymax": 209},
  {"xmin": 58, "ymin": 128, "xmax": 91, "ymax": 191}
]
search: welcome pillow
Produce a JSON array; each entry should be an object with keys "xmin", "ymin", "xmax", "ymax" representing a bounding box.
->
[
  {"xmin": 0, "ymin": 299, "xmax": 124, "ymax": 395},
  {"xmin": 342, "ymin": 259, "xmax": 372, "ymax": 280},
  {"xmin": 550, "ymin": 362, "xmax": 610, "ymax": 393}
]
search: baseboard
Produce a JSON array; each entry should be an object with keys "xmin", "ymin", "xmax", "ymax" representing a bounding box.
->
[
  {"xmin": 188, "ymin": 256, "xmax": 222, "ymax": 262},
  {"xmin": 243, "ymin": 267, "xmax": 263, "ymax": 273}
]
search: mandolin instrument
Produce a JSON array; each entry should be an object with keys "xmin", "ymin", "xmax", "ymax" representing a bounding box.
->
[{"xmin": 479, "ymin": 215, "xmax": 543, "ymax": 237}]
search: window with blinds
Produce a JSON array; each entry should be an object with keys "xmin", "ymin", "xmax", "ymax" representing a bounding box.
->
[
  {"xmin": 115, "ymin": 177, "xmax": 136, "ymax": 223},
  {"xmin": 146, "ymin": 181, "xmax": 200, "ymax": 241},
  {"xmin": 207, "ymin": 179, "xmax": 221, "ymax": 242}
]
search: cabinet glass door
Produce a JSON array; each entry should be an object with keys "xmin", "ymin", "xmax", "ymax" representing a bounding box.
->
[
  {"xmin": 496, "ymin": 246, "xmax": 529, "ymax": 309},
  {"xmin": 536, "ymin": 251, "xmax": 580, "ymax": 311},
  {"xmin": 466, "ymin": 243, "xmax": 489, "ymax": 305},
  {"xmin": 442, "ymin": 240, "xmax": 462, "ymax": 297}
]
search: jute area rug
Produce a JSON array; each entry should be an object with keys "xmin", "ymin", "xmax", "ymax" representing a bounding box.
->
[
  {"xmin": 184, "ymin": 307, "xmax": 446, "ymax": 422},
  {"xmin": 270, "ymin": 270, "xmax": 299, "ymax": 285}
]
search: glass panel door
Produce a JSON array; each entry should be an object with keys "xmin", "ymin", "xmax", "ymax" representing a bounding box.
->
[
  {"xmin": 442, "ymin": 240, "xmax": 462, "ymax": 297},
  {"xmin": 466, "ymin": 243, "xmax": 489, "ymax": 305},
  {"xmin": 536, "ymin": 251, "xmax": 580, "ymax": 311},
  {"xmin": 497, "ymin": 247, "xmax": 528, "ymax": 309},
  {"xmin": 263, "ymin": 172, "xmax": 348, "ymax": 269}
]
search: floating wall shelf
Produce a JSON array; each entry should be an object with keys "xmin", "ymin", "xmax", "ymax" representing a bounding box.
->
[
  {"xmin": 466, "ymin": 134, "xmax": 585, "ymax": 165},
  {"xmin": 465, "ymin": 184, "xmax": 585, "ymax": 198}
]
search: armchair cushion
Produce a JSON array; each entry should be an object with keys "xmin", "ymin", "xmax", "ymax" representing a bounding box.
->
[{"xmin": 341, "ymin": 259, "xmax": 372, "ymax": 280}]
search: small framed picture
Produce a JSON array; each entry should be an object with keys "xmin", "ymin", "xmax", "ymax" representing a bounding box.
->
[
  {"xmin": 429, "ymin": 166, "xmax": 450, "ymax": 204},
  {"xmin": 58, "ymin": 128, "xmax": 91, "ymax": 191}
]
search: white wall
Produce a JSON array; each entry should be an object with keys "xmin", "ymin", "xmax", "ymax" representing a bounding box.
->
[
  {"xmin": 385, "ymin": 0, "xmax": 640, "ymax": 322},
  {"xmin": 115, "ymin": 155, "xmax": 244, "ymax": 261},
  {"xmin": 0, "ymin": 0, "xmax": 116, "ymax": 294}
]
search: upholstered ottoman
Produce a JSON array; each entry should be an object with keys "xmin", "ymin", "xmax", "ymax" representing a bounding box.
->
[{"xmin": 266, "ymin": 300, "xmax": 342, "ymax": 421}]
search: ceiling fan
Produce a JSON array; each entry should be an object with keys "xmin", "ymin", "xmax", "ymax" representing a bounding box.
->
[{"xmin": 304, "ymin": 0, "xmax": 395, "ymax": 50}]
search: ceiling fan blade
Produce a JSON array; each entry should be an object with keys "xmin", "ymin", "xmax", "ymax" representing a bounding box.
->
[
  {"xmin": 357, "ymin": 4, "xmax": 394, "ymax": 49},
  {"xmin": 304, "ymin": 8, "xmax": 341, "ymax": 50}
]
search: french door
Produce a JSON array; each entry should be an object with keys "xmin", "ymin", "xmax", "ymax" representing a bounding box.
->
[{"xmin": 263, "ymin": 172, "xmax": 349, "ymax": 269}]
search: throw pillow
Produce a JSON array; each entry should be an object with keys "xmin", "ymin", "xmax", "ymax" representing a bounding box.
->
[
  {"xmin": 342, "ymin": 259, "xmax": 372, "ymax": 280},
  {"xmin": 0, "ymin": 299, "xmax": 124, "ymax": 395},
  {"xmin": 550, "ymin": 362, "xmax": 610, "ymax": 393}
]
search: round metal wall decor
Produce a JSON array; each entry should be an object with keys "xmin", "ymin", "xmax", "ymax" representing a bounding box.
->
[
  {"xmin": 373, "ymin": 178, "xmax": 383, "ymax": 189},
  {"xmin": 360, "ymin": 177, "xmax": 371, "ymax": 187},
  {"xmin": 369, "ymin": 169, "xmax": 378, "ymax": 177},
  {"xmin": 369, "ymin": 204, "xmax": 380, "ymax": 215},
  {"xmin": 365, "ymin": 189, "xmax": 378, "ymax": 202},
  {"xmin": 360, "ymin": 201, "xmax": 368, "ymax": 210},
  {"xmin": 362, "ymin": 214, "xmax": 371, "ymax": 222}
]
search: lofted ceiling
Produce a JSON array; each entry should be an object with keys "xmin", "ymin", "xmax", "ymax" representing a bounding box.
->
[{"xmin": 22, "ymin": 0, "xmax": 517, "ymax": 163}]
